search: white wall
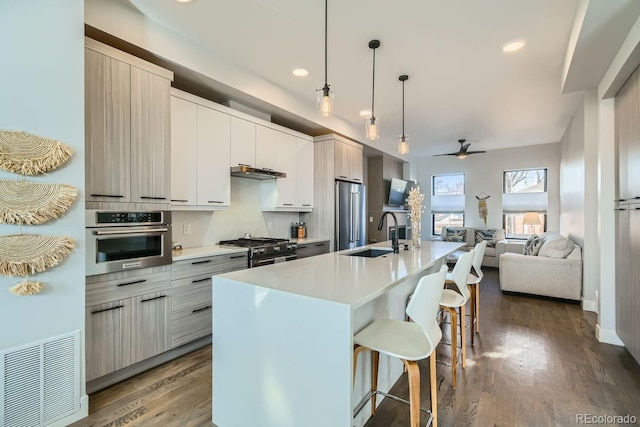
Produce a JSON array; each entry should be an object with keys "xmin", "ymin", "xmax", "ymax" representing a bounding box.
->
[
  {"xmin": 417, "ymin": 143, "xmax": 560, "ymax": 235},
  {"xmin": 172, "ymin": 178, "xmax": 301, "ymax": 247},
  {"xmin": 0, "ymin": 0, "xmax": 88, "ymax": 422}
]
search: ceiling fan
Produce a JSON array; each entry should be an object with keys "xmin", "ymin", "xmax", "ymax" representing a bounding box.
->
[{"xmin": 435, "ymin": 139, "xmax": 486, "ymax": 159}]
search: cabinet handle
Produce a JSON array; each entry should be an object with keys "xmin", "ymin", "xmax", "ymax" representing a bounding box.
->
[
  {"xmin": 353, "ymin": 178, "xmax": 362, "ymax": 181},
  {"xmin": 140, "ymin": 196, "xmax": 167, "ymax": 200},
  {"xmin": 192, "ymin": 278, "xmax": 210, "ymax": 284},
  {"xmin": 338, "ymin": 175, "xmax": 348, "ymax": 179},
  {"xmin": 140, "ymin": 295, "xmax": 167, "ymax": 303},
  {"xmin": 302, "ymin": 204, "xmax": 311, "ymax": 206},
  {"xmin": 171, "ymin": 199, "xmax": 188, "ymax": 202},
  {"xmin": 315, "ymin": 243, "xmax": 326, "ymax": 247},
  {"xmin": 238, "ymin": 163, "xmax": 251, "ymax": 167},
  {"xmin": 261, "ymin": 168, "xmax": 274, "ymax": 171},
  {"xmin": 192, "ymin": 260, "xmax": 212, "ymax": 265},
  {"xmin": 192, "ymin": 305, "xmax": 212, "ymax": 314},
  {"xmin": 229, "ymin": 255, "xmax": 245, "ymax": 259},
  {"xmin": 208, "ymin": 201, "xmax": 224, "ymax": 204},
  {"xmin": 283, "ymin": 203, "xmax": 293, "ymax": 206},
  {"xmin": 91, "ymin": 194, "xmax": 124, "ymax": 198},
  {"xmin": 615, "ymin": 199, "xmax": 628, "ymax": 202},
  {"xmin": 117, "ymin": 279, "xmax": 146, "ymax": 287},
  {"xmin": 91, "ymin": 304, "xmax": 124, "ymax": 314}
]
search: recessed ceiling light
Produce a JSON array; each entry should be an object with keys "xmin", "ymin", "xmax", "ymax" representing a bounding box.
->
[
  {"xmin": 502, "ymin": 39, "xmax": 526, "ymax": 54},
  {"xmin": 292, "ymin": 68, "xmax": 309, "ymax": 77},
  {"xmin": 176, "ymin": 0, "xmax": 193, "ymax": 3},
  {"xmin": 359, "ymin": 110, "xmax": 371, "ymax": 117}
]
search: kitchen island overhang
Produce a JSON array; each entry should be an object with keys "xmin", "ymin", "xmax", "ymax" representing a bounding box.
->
[{"xmin": 212, "ymin": 240, "xmax": 463, "ymax": 427}]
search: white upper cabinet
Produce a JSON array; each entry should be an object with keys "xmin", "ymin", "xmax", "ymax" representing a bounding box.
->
[
  {"xmin": 296, "ymin": 138, "xmax": 314, "ymax": 208},
  {"xmin": 170, "ymin": 96, "xmax": 198, "ymax": 205},
  {"xmin": 261, "ymin": 132, "xmax": 314, "ymax": 211},
  {"xmin": 255, "ymin": 125, "xmax": 278, "ymax": 171},
  {"xmin": 196, "ymin": 106, "xmax": 231, "ymax": 207},
  {"xmin": 230, "ymin": 117, "xmax": 256, "ymax": 167},
  {"xmin": 170, "ymin": 90, "xmax": 231, "ymax": 210}
]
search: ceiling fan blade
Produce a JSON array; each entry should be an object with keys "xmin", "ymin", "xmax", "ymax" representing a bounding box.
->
[
  {"xmin": 466, "ymin": 150, "xmax": 486, "ymax": 154},
  {"xmin": 461, "ymin": 143, "xmax": 471, "ymax": 152},
  {"xmin": 433, "ymin": 152, "xmax": 459, "ymax": 156}
]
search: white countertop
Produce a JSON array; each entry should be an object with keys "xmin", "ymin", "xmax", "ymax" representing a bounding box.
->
[
  {"xmin": 172, "ymin": 245, "xmax": 248, "ymax": 261},
  {"xmin": 215, "ymin": 240, "xmax": 463, "ymax": 309}
]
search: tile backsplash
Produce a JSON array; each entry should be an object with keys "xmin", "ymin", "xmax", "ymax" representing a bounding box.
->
[{"xmin": 171, "ymin": 177, "xmax": 300, "ymax": 248}]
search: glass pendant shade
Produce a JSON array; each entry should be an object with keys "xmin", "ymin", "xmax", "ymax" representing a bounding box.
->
[
  {"xmin": 398, "ymin": 135, "xmax": 409, "ymax": 155},
  {"xmin": 365, "ymin": 116, "xmax": 379, "ymax": 140},
  {"xmin": 317, "ymin": 83, "xmax": 334, "ymax": 116}
]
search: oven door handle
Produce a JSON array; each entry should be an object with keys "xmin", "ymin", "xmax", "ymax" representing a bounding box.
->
[{"xmin": 93, "ymin": 227, "xmax": 169, "ymax": 235}]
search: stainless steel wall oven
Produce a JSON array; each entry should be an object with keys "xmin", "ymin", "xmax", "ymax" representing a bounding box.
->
[{"xmin": 85, "ymin": 210, "xmax": 172, "ymax": 276}]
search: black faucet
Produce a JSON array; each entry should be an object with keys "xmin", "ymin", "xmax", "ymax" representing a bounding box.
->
[{"xmin": 378, "ymin": 211, "xmax": 399, "ymax": 253}]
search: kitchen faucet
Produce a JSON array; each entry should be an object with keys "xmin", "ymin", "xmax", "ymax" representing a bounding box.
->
[{"xmin": 378, "ymin": 211, "xmax": 399, "ymax": 253}]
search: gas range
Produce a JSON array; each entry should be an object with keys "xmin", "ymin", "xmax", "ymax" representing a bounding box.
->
[{"xmin": 218, "ymin": 237, "xmax": 297, "ymax": 268}]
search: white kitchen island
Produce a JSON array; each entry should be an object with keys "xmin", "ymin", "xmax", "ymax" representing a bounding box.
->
[{"xmin": 212, "ymin": 240, "xmax": 463, "ymax": 427}]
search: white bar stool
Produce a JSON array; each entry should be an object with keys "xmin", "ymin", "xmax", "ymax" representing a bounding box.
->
[
  {"xmin": 445, "ymin": 241, "xmax": 486, "ymax": 345},
  {"xmin": 439, "ymin": 249, "xmax": 474, "ymax": 390},
  {"xmin": 353, "ymin": 265, "xmax": 448, "ymax": 427}
]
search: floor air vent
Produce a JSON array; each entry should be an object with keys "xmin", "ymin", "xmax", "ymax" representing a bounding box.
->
[{"xmin": 1, "ymin": 331, "xmax": 80, "ymax": 427}]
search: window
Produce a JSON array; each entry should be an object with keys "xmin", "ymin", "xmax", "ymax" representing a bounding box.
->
[
  {"xmin": 431, "ymin": 174, "xmax": 465, "ymax": 236},
  {"xmin": 502, "ymin": 168, "xmax": 547, "ymax": 238}
]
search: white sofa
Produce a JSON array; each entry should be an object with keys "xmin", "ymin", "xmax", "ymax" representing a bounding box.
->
[
  {"xmin": 439, "ymin": 227, "xmax": 513, "ymax": 268},
  {"xmin": 499, "ymin": 232, "xmax": 582, "ymax": 301}
]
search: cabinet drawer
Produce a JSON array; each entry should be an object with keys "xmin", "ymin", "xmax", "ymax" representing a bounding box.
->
[
  {"xmin": 223, "ymin": 253, "xmax": 248, "ymax": 272},
  {"xmin": 296, "ymin": 241, "xmax": 330, "ymax": 259},
  {"xmin": 172, "ymin": 277, "xmax": 212, "ymax": 312},
  {"xmin": 171, "ymin": 255, "xmax": 225, "ymax": 280},
  {"xmin": 86, "ymin": 270, "xmax": 171, "ymax": 306},
  {"xmin": 171, "ymin": 304, "xmax": 212, "ymax": 348}
]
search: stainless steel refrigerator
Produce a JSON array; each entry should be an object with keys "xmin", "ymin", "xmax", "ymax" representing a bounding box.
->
[{"xmin": 335, "ymin": 181, "xmax": 366, "ymax": 250}]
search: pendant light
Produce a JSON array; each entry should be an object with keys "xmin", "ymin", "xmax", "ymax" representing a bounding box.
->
[
  {"xmin": 398, "ymin": 74, "xmax": 409, "ymax": 155},
  {"xmin": 317, "ymin": 0, "xmax": 334, "ymax": 116},
  {"xmin": 365, "ymin": 40, "xmax": 380, "ymax": 140}
]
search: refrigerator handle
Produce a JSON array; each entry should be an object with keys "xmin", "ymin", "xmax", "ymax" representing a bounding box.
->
[
  {"xmin": 353, "ymin": 192, "xmax": 360, "ymax": 242},
  {"xmin": 349, "ymin": 193, "xmax": 354, "ymax": 242}
]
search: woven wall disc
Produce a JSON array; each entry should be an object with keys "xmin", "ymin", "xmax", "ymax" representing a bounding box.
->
[
  {"xmin": 0, "ymin": 130, "xmax": 73, "ymax": 175},
  {"xmin": 0, "ymin": 180, "xmax": 78, "ymax": 225},
  {"xmin": 0, "ymin": 234, "xmax": 76, "ymax": 277},
  {"xmin": 9, "ymin": 280, "xmax": 43, "ymax": 296}
]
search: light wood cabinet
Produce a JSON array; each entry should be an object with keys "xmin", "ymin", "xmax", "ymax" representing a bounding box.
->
[
  {"xmin": 131, "ymin": 290, "xmax": 171, "ymax": 364},
  {"xmin": 295, "ymin": 240, "xmax": 329, "ymax": 259},
  {"xmin": 85, "ymin": 48, "xmax": 131, "ymax": 203},
  {"xmin": 85, "ymin": 268, "xmax": 171, "ymax": 381},
  {"xmin": 230, "ymin": 116, "xmax": 256, "ymax": 167},
  {"xmin": 85, "ymin": 38, "xmax": 173, "ymax": 208},
  {"xmin": 170, "ymin": 90, "xmax": 231, "ymax": 209},
  {"xmin": 334, "ymin": 139, "xmax": 363, "ymax": 183},
  {"xmin": 170, "ymin": 253, "xmax": 247, "ymax": 347},
  {"xmin": 130, "ymin": 67, "xmax": 171, "ymax": 203},
  {"xmin": 85, "ymin": 299, "xmax": 132, "ymax": 381}
]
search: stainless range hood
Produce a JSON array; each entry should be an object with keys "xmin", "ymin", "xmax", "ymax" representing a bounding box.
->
[{"xmin": 230, "ymin": 165, "xmax": 286, "ymax": 180}]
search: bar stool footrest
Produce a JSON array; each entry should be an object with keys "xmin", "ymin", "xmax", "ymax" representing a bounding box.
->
[{"xmin": 353, "ymin": 389, "xmax": 433, "ymax": 427}]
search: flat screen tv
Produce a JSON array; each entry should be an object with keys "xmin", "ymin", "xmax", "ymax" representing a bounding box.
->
[{"xmin": 388, "ymin": 178, "xmax": 409, "ymax": 206}]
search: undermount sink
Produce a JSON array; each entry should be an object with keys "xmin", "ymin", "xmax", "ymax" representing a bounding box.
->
[{"xmin": 345, "ymin": 248, "xmax": 394, "ymax": 258}]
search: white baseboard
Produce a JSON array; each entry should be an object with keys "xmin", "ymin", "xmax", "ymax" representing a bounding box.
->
[
  {"xmin": 596, "ymin": 324, "xmax": 624, "ymax": 346},
  {"xmin": 47, "ymin": 395, "xmax": 88, "ymax": 426},
  {"xmin": 582, "ymin": 299, "xmax": 597, "ymax": 312}
]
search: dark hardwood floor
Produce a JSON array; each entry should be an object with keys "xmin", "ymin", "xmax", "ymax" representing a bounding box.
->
[{"xmin": 71, "ymin": 268, "xmax": 640, "ymax": 427}]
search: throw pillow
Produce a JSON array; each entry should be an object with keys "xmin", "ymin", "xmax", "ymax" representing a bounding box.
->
[
  {"xmin": 523, "ymin": 234, "xmax": 543, "ymax": 255},
  {"xmin": 475, "ymin": 229, "xmax": 498, "ymax": 248},
  {"xmin": 445, "ymin": 227, "xmax": 467, "ymax": 243},
  {"xmin": 538, "ymin": 235, "xmax": 576, "ymax": 258}
]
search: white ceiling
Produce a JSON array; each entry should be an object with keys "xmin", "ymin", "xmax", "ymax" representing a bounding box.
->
[{"xmin": 90, "ymin": 0, "xmax": 640, "ymax": 158}]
